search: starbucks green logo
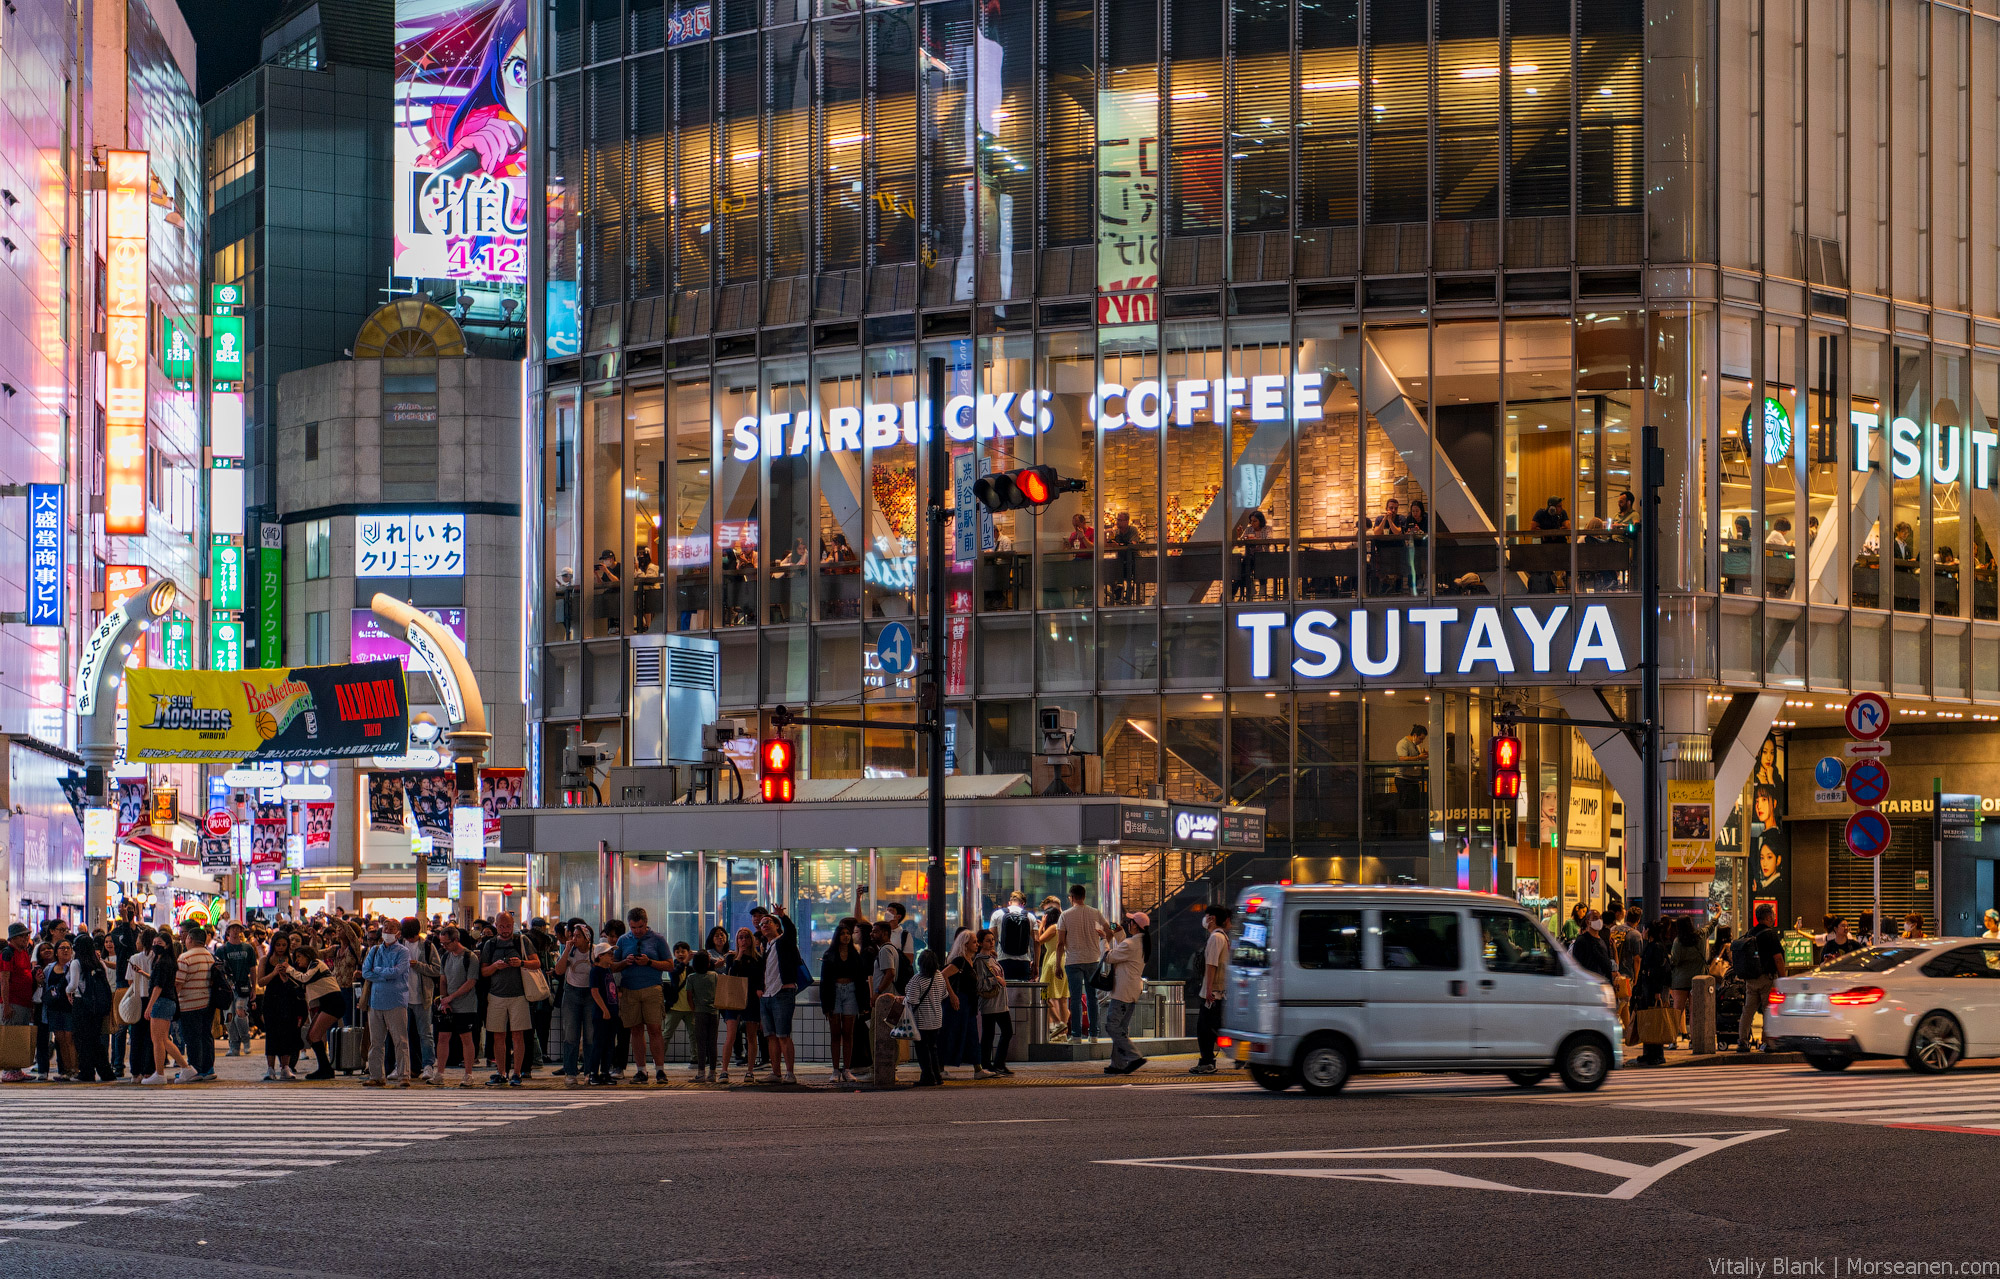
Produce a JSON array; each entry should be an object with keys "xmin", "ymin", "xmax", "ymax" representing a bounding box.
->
[{"xmin": 1743, "ymin": 396, "xmax": 1791, "ymax": 466}]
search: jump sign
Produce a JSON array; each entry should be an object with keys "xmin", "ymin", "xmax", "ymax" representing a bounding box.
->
[
  {"xmin": 1844, "ymin": 808, "xmax": 1893, "ymax": 860},
  {"xmin": 1844, "ymin": 759, "xmax": 1890, "ymax": 808},
  {"xmin": 1844, "ymin": 692, "xmax": 1891, "ymax": 741}
]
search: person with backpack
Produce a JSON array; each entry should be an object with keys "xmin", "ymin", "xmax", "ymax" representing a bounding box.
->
[
  {"xmin": 66, "ymin": 936, "xmax": 116, "ymax": 1082},
  {"xmin": 974, "ymin": 930, "xmax": 1013, "ymax": 1078},
  {"xmin": 174, "ymin": 923, "xmax": 220, "ymax": 1082},
  {"xmin": 868, "ymin": 919, "xmax": 903, "ymax": 1086},
  {"xmin": 1733, "ymin": 903, "xmax": 1788, "ymax": 1052},
  {"xmin": 0, "ymin": 922, "xmax": 34, "ymax": 1082},
  {"xmin": 1569, "ymin": 910, "xmax": 1617, "ymax": 983},
  {"xmin": 989, "ymin": 891, "xmax": 1037, "ymax": 980}
]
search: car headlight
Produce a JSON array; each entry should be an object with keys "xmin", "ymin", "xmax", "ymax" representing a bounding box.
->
[{"xmin": 1598, "ymin": 982, "xmax": 1617, "ymax": 1010}]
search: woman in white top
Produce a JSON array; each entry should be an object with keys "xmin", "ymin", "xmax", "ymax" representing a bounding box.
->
[{"xmin": 1984, "ymin": 910, "xmax": 2000, "ymax": 940}]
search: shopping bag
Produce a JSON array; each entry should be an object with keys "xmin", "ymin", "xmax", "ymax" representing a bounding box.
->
[
  {"xmin": 0, "ymin": 1023, "xmax": 33, "ymax": 1070},
  {"xmin": 714, "ymin": 973, "xmax": 748, "ymax": 1011},
  {"xmin": 1635, "ymin": 1004, "xmax": 1679, "ymax": 1045}
]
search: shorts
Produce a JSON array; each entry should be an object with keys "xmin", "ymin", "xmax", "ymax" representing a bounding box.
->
[
  {"xmin": 442, "ymin": 1010, "xmax": 480, "ymax": 1035},
  {"xmin": 149, "ymin": 998, "xmax": 179, "ymax": 1022},
  {"xmin": 832, "ymin": 982, "xmax": 860, "ymax": 1017},
  {"xmin": 313, "ymin": 990, "xmax": 348, "ymax": 1021},
  {"xmin": 618, "ymin": 983, "xmax": 665, "ymax": 1029},
  {"xmin": 759, "ymin": 991, "xmax": 796, "ymax": 1039},
  {"xmin": 486, "ymin": 994, "xmax": 532, "ymax": 1033}
]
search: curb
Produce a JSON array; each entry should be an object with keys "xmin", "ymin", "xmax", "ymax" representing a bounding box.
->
[{"xmin": 1659, "ymin": 1051, "xmax": 1808, "ymax": 1068}]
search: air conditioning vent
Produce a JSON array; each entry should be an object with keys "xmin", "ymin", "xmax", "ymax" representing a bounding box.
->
[
  {"xmin": 633, "ymin": 648, "xmax": 663, "ymax": 686},
  {"xmin": 667, "ymin": 647, "xmax": 716, "ymax": 690}
]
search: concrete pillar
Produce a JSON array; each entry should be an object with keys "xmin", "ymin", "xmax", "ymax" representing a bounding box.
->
[{"xmin": 1689, "ymin": 974, "xmax": 1717, "ymax": 1055}]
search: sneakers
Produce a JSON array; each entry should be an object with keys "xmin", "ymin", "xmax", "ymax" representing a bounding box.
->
[
  {"xmin": 362, "ymin": 1078, "xmax": 386, "ymax": 1088},
  {"xmin": 487, "ymin": 1072, "xmax": 507, "ymax": 1086},
  {"xmin": 743, "ymin": 1070, "xmax": 758, "ymax": 1085},
  {"xmin": 784, "ymin": 1071, "xmax": 798, "ymax": 1086},
  {"xmin": 174, "ymin": 1069, "xmax": 199, "ymax": 1085},
  {"xmin": 260, "ymin": 1070, "xmax": 277, "ymax": 1082},
  {"xmin": 630, "ymin": 1068, "xmax": 650, "ymax": 1084},
  {"xmin": 141, "ymin": 1072, "xmax": 168, "ymax": 1085},
  {"xmin": 1123, "ymin": 1057, "xmax": 1148, "ymax": 1075},
  {"xmin": 718, "ymin": 1069, "xmax": 731, "ymax": 1084},
  {"xmin": 1, "ymin": 1069, "xmax": 27, "ymax": 1083},
  {"xmin": 1186, "ymin": 1062, "xmax": 1218, "ymax": 1075},
  {"xmin": 565, "ymin": 1073, "xmax": 581, "ymax": 1087},
  {"xmin": 972, "ymin": 1068, "xmax": 990, "ymax": 1080},
  {"xmin": 507, "ymin": 1074, "xmax": 523, "ymax": 1087},
  {"xmin": 654, "ymin": 1070, "xmax": 669, "ymax": 1085}
]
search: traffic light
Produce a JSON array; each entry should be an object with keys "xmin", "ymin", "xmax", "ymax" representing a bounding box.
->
[
  {"xmin": 973, "ymin": 465, "xmax": 1085, "ymax": 513},
  {"xmin": 1490, "ymin": 733, "xmax": 1522, "ymax": 801},
  {"xmin": 759, "ymin": 736, "xmax": 797, "ymax": 803}
]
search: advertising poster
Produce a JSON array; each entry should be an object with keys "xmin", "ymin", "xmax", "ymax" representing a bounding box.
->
[
  {"xmin": 114, "ymin": 780, "xmax": 148, "ymax": 839},
  {"xmin": 255, "ymin": 799, "xmax": 286, "ymax": 826},
  {"xmin": 1667, "ymin": 779, "xmax": 1716, "ymax": 878},
  {"xmin": 480, "ymin": 767, "xmax": 524, "ymax": 837},
  {"xmin": 403, "ymin": 770, "xmax": 454, "ymax": 840},
  {"xmin": 394, "ymin": 0, "xmax": 529, "ymax": 283},
  {"xmin": 369, "ymin": 773, "xmax": 409, "ymax": 833},
  {"xmin": 1749, "ymin": 776, "xmax": 1791, "ymax": 927},
  {"xmin": 250, "ymin": 825, "xmax": 283, "ymax": 870},
  {"xmin": 350, "ymin": 607, "xmax": 467, "ymax": 672},
  {"xmin": 305, "ymin": 802, "xmax": 335, "ymax": 850},
  {"xmin": 125, "ymin": 660, "xmax": 410, "ymax": 762}
]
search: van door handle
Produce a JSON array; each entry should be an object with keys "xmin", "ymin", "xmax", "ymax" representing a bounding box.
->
[
  {"xmin": 1479, "ymin": 979, "xmax": 1495, "ymax": 989},
  {"xmin": 1449, "ymin": 980, "xmax": 1466, "ymax": 996}
]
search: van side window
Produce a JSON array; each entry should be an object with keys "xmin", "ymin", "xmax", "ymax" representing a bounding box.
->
[
  {"xmin": 1476, "ymin": 911, "xmax": 1560, "ymax": 976},
  {"xmin": 1378, "ymin": 912, "xmax": 1461, "ymax": 971},
  {"xmin": 1296, "ymin": 910, "xmax": 1363, "ymax": 969}
]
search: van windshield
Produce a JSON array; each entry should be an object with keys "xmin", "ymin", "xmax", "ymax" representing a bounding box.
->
[{"xmin": 1231, "ymin": 896, "xmax": 1273, "ymax": 969}]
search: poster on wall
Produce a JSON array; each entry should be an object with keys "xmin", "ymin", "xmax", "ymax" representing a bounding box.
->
[
  {"xmin": 114, "ymin": 781, "xmax": 149, "ymax": 839},
  {"xmin": 305, "ymin": 802, "xmax": 335, "ymax": 850},
  {"xmin": 250, "ymin": 825, "xmax": 283, "ymax": 869},
  {"xmin": 369, "ymin": 772, "xmax": 409, "ymax": 832},
  {"xmin": 394, "ymin": 0, "xmax": 528, "ymax": 283},
  {"xmin": 1095, "ymin": 83, "xmax": 1160, "ymax": 322},
  {"xmin": 1749, "ymin": 776, "xmax": 1791, "ymax": 927},
  {"xmin": 1566, "ymin": 783, "xmax": 1604, "ymax": 852},
  {"xmin": 1667, "ymin": 779, "xmax": 1716, "ymax": 878},
  {"xmin": 480, "ymin": 767, "xmax": 524, "ymax": 837},
  {"xmin": 402, "ymin": 771, "xmax": 454, "ymax": 840},
  {"xmin": 255, "ymin": 799, "xmax": 286, "ymax": 826}
]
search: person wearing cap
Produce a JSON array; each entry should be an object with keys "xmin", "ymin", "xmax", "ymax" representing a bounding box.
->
[
  {"xmin": 1, "ymin": 922, "xmax": 34, "ymax": 1081},
  {"xmin": 1097, "ymin": 911, "xmax": 1150, "ymax": 1076}
]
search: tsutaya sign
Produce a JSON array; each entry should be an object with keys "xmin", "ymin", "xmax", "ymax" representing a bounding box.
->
[
  {"xmin": 1855, "ymin": 410, "xmax": 2000, "ymax": 487},
  {"xmin": 1235, "ymin": 603, "xmax": 1630, "ymax": 681},
  {"xmin": 728, "ymin": 373, "xmax": 1330, "ymax": 462}
]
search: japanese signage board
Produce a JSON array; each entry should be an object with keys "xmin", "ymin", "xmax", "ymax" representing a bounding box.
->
[
  {"xmin": 159, "ymin": 615, "xmax": 195, "ymax": 670},
  {"xmin": 104, "ymin": 150, "xmax": 149, "ymax": 536},
  {"xmin": 27, "ymin": 483, "xmax": 63, "ymax": 627},
  {"xmin": 211, "ymin": 389, "xmax": 245, "ymax": 458},
  {"xmin": 212, "ymin": 542, "xmax": 244, "ymax": 611},
  {"xmin": 125, "ymin": 659, "xmax": 411, "ymax": 763},
  {"xmin": 394, "ymin": 0, "xmax": 529, "ymax": 284},
  {"xmin": 355, "ymin": 512, "xmax": 467, "ymax": 576},
  {"xmin": 105, "ymin": 564, "xmax": 148, "ymax": 610},
  {"xmin": 1667, "ymin": 778, "xmax": 1716, "ymax": 878},
  {"xmin": 666, "ymin": 2, "xmax": 710, "ymax": 44},
  {"xmin": 258, "ymin": 522, "xmax": 284, "ymax": 667},
  {"xmin": 163, "ymin": 317, "xmax": 197, "ymax": 382},
  {"xmin": 210, "ymin": 618, "xmax": 244, "ymax": 671},
  {"xmin": 210, "ymin": 314, "xmax": 245, "ymax": 384}
]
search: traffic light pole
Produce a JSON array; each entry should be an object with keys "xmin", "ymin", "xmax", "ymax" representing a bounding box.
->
[{"xmin": 924, "ymin": 356, "xmax": 949, "ymax": 966}]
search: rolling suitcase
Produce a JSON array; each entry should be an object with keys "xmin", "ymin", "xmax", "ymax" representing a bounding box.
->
[{"xmin": 327, "ymin": 1024, "xmax": 365, "ymax": 1075}]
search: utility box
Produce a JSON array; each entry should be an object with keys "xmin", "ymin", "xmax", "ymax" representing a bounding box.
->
[
  {"xmin": 629, "ymin": 634, "xmax": 720, "ymax": 766},
  {"xmin": 1032, "ymin": 753, "xmax": 1102, "ymax": 796}
]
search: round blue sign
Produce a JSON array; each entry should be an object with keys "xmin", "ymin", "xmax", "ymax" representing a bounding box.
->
[
  {"xmin": 1845, "ymin": 808, "xmax": 1892, "ymax": 859},
  {"xmin": 875, "ymin": 622, "xmax": 915, "ymax": 676},
  {"xmin": 1813, "ymin": 756, "xmax": 1845, "ymax": 790},
  {"xmin": 1844, "ymin": 760, "xmax": 1890, "ymax": 808}
]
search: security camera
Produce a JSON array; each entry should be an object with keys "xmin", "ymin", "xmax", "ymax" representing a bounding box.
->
[{"xmin": 1039, "ymin": 707, "xmax": 1077, "ymax": 757}]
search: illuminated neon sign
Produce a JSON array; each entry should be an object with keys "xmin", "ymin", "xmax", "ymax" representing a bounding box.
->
[
  {"xmin": 1235, "ymin": 604, "xmax": 1629, "ymax": 681},
  {"xmin": 105, "ymin": 150, "xmax": 149, "ymax": 536}
]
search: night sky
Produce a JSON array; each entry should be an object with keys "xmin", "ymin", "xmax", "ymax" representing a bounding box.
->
[{"xmin": 181, "ymin": 0, "xmax": 296, "ymax": 99}]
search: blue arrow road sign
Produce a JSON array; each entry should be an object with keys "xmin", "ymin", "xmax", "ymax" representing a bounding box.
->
[
  {"xmin": 1813, "ymin": 756, "xmax": 1845, "ymax": 790},
  {"xmin": 1845, "ymin": 808, "xmax": 1892, "ymax": 859},
  {"xmin": 876, "ymin": 621, "xmax": 915, "ymax": 676},
  {"xmin": 1844, "ymin": 759, "xmax": 1890, "ymax": 807}
]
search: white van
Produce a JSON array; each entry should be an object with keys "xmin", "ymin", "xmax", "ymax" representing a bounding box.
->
[{"xmin": 1220, "ymin": 885, "xmax": 1621, "ymax": 1095}]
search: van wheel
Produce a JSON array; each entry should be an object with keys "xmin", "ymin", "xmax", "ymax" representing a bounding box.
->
[
  {"xmin": 1249, "ymin": 1065, "xmax": 1294, "ymax": 1093},
  {"xmin": 1908, "ymin": 1013, "xmax": 1964, "ymax": 1074},
  {"xmin": 1805, "ymin": 1054, "xmax": 1854, "ymax": 1072},
  {"xmin": 1296, "ymin": 1040, "xmax": 1353, "ymax": 1096},
  {"xmin": 1557, "ymin": 1036, "xmax": 1611, "ymax": 1092},
  {"xmin": 1505, "ymin": 1069, "xmax": 1550, "ymax": 1088}
]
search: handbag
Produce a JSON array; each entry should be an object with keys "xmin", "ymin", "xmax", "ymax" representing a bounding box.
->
[
  {"xmin": 892, "ymin": 979, "xmax": 924, "ymax": 1040},
  {"xmin": 713, "ymin": 973, "xmax": 748, "ymax": 1011},
  {"xmin": 1635, "ymin": 1003, "xmax": 1678, "ymax": 1045},
  {"xmin": 519, "ymin": 938, "xmax": 551, "ymax": 1003},
  {"xmin": 1087, "ymin": 956, "xmax": 1117, "ymax": 993},
  {"xmin": 116, "ymin": 984, "xmax": 142, "ymax": 1026}
]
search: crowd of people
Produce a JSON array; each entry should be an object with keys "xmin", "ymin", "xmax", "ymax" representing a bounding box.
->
[{"xmin": 0, "ymin": 884, "xmax": 1226, "ymax": 1089}]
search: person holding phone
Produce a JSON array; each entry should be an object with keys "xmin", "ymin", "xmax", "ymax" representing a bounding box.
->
[
  {"xmin": 554, "ymin": 922, "xmax": 598, "ymax": 1085},
  {"xmin": 478, "ymin": 912, "xmax": 542, "ymax": 1087}
]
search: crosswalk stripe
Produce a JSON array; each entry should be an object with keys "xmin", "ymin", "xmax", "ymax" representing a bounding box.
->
[{"xmin": 0, "ymin": 1091, "xmax": 634, "ymax": 1241}]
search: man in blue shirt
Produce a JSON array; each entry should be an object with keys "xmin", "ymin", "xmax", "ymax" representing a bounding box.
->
[
  {"xmin": 360, "ymin": 937, "xmax": 412, "ymax": 1088},
  {"xmin": 611, "ymin": 907, "xmax": 673, "ymax": 1083}
]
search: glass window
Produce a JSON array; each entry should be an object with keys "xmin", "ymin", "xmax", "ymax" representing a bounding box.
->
[
  {"xmin": 921, "ymin": 0, "xmax": 976, "ymax": 304},
  {"xmin": 1574, "ymin": 312, "xmax": 1640, "ymax": 593},
  {"xmin": 1851, "ymin": 336, "xmax": 1886, "ymax": 610},
  {"xmin": 1036, "ymin": 329, "xmax": 1097, "ymax": 607},
  {"xmin": 1101, "ymin": 694, "xmax": 1161, "ymax": 794},
  {"xmin": 868, "ymin": 6, "xmax": 918, "ymax": 272},
  {"xmin": 1230, "ymin": 0, "xmax": 1289, "ymax": 257},
  {"xmin": 819, "ymin": 18, "xmax": 865, "ymax": 279},
  {"xmin": 1229, "ymin": 897, "xmax": 1271, "ymax": 967},
  {"xmin": 714, "ymin": 363, "xmax": 761, "ymax": 626},
  {"xmin": 977, "ymin": 334, "xmax": 1034, "ymax": 610},
  {"xmin": 1366, "ymin": 324, "xmax": 1431, "ymax": 598},
  {"xmin": 1934, "ymin": 351, "xmax": 1968, "ymax": 619},
  {"xmin": 1162, "ymin": 320, "xmax": 1224, "ymax": 602},
  {"xmin": 1891, "ymin": 346, "xmax": 1926, "ymax": 614},
  {"xmin": 1434, "ymin": 0, "xmax": 1499, "ymax": 222},
  {"xmin": 1230, "ymin": 691, "xmax": 1290, "ymax": 835},
  {"xmin": 1295, "ymin": 0, "xmax": 1358, "ymax": 274},
  {"xmin": 1296, "ymin": 318, "xmax": 1360, "ymax": 599},
  {"xmin": 547, "ymin": 75, "xmax": 583, "ymax": 333},
  {"xmin": 1477, "ymin": 910, "xmax": 1560, "ymax": 975},
  {"xmin": 979, "ymin": 0, "xmax": 1033, "ymax": 303},
  {"xmin": 1042, "ymin": 0, "xmax": 1094, "ymax": 257},
  {"xmin": 1363, "ymin": 0, "xmax": 1426, "ymax": 225},
  {"xmin": 767, "ymin": 25, "xmax": 813, "ymax": 288},
  {"xmin": 304, "ymin": 610, "xmax": 331, "ymax": 666},
  {"xmin": 1805, "ymin": 332, "xmax": 1842, "ymax": 605},
  {"xmin": 304, "ymin": 518, "xmax": 332, "ymax": 580},
  {"xmin": 717, "ymin": 36, "xmax": 760, "ymax": 284},
  {"xmin": 815, "ymin": 352, "xmax": 865, "ymax": 620},
  {"xmin": 1432, "ymin": 321, "xmax": 1502, "ymax": 593},
  {"xmin": 1973, "ymin": 357, "xmax": 1999, "ymax": 622},
  {"xmin": 586, "ymin": 386, "xmax": 625, "ymax": 636},
  {"xmin": 1506, "ymin": 0, "xmax": 1570, "ymax": 218},
  {"xmin": 1716, "ymin": 314, "xmax": 1754, "ymax": 595},
  {"xmin": 669, "ymin": 42, "xmax": 713, "ymax": 295},
  {"xmin": 1296, "ymin": 691, "xmax": 1360, "ymax": 845},
  {"xmin": 546, "ymin": 389, "xmax": 581, "ymax": 640},
  {"xmin": 1377, "ymin": 910, "xmax": 1463, "ymax": 970},
  {"xmin": 1817, "ymin": 946, "xmax": 1923, "ymax": 974},
  {"xmin": 1163, "ymin": 693, "xmax": 1224, "ymax": 801},
  {"xmin": 668, "ymin": 370, "xmax": 713, "ymax": 629},
  {"xmin": 1296, "ymin": 909, "xmax": 1363, "ymax": 969},
  {"xmin": 864, "ymin": 346, "xmax": 918, "ymax": 620},
  {"xmin": 1763, "ymin": 323, "xmax": 1800, "ymax": 600},
  {"xmin": 1577, "ymin": 0, "xmax": 1642, "ymax": 215},
  {"xmin": 1226, "ymin": 319, "xmax": 1292, "ymax": 602},
  {"xmin": 629, "ymin": 51, "xmax": 665, "ymax": 300},
  {"xmin": 1919, "ymin": 945, "xmax": 2000, "ymax": 979},
  {"xmin": 1099, "ymin": 324, "xmax": 1159, "ymax": 605},
  {"xmin": 764, "ymin": 356, "xmax": 812, "ymax": 622},
  {"xmin": 1098, "ymin": 0, "xmax": 1158, "ymax": 297},
  {"xmin": 628, "ymin": 387, "xmax": 667, "ymax": 633},
  {"xmin": 1165, "ymin": 0, "xmax": 1223, "ymax": 283}
]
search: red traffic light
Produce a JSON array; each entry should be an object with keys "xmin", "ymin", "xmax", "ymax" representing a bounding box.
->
[
  {"xmin": 759, "ymin": 737, "xmax": 796, "ymax": 803},
  {"xmin": 1016, "ymin": 468, "xmax": 1052, "ymax": 505},
  {"xmin": 972, "ymin": 465, "xmax": 1083, "ymax": 513},
  {"xmin": 1489, "ymin": 734, "xmax": 1522, "ymax": 800}
]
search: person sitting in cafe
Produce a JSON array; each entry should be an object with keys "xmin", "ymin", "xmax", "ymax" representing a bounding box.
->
[
  {"xmin": 779, "ymin": 537, "xmax": 809, "ymax": 568},
  {"xmin": 1893, "ymin": 521, "xmax": 1915, "ymax": 561},
  {"xmin": 1064, "ymin": 513, "xmax": 1095, "ymax": 551},
  {"xmin": 828, "ymin": 532, "xmax": 858, "ymax": 563}
]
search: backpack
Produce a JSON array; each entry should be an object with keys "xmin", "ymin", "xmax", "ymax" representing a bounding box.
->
[
  {"xmin": 209, "ymin": 956, "xmax": 234, "ymax": 1007},
  {"xmin": 894, "ymin": 949, "xmax": 914, "ymax": 995},
  {"xmin": 976, "ymin": 956, "xmax": 1004, "ymax": 1000},
  {"xmin": 78, "ymin": 968, "xmax": 113, "ymax": 1019},
  {"xmin": 1729, "ymin": 933, "xmax": 1763, "ymax": 981},
  {"xmin": 1000, "ymin": 908, "xmax": 1032, "ymax": 956}
]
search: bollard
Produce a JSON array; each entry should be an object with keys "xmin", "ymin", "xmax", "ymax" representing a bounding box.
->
[{"xmin": 1689, "ymin": 974, "xmax": 1717, "ymax": 1055}]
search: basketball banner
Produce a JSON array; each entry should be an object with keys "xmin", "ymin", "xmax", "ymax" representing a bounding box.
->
[{"xmin": 125, "ymin": 660, "xmax": 410, "ymax": 762}]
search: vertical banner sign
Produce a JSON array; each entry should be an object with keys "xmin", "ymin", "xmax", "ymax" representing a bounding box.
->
[
  {"xmin": 1666, "ymin": 779, "xmax": 1717, "ymax": 877},
  {"xmin": 104, "ymin": 150, "xmax": 149, "ymax": 535},
  {"xmin": 211, "ymin": 542, "xmax": 244, "ymax": 610},
  {"xmin": 393, "ymin": 0, "xmax": 530, "ymax": 284},
  {"xmin": 26, "ymin": 483, "xmax": 64, "ymax": 627},
  {"xmin": 1096, "ymin": 85, "xmax": 1160, "ymax": 322},
  {"xmin": 210, "ymin": 314, "xmax": 246, "ymax": 383},
  {"xmin": 162, "ymin": 318, "xmax": 197, "ymax": 384},
  {"xmin": 259, "ymin": 522, "xmax": 284, "ymax": 666}
]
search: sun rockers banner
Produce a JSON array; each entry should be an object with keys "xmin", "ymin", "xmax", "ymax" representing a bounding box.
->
[{"xmin": 126, "ymin": 660, "xmax": 410, "ymax": 762}]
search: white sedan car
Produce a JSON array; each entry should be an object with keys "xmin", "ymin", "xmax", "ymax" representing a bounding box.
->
[{"xmin": 1766, "ymin": 939, "xmax": 2000, "ymax": 1073}]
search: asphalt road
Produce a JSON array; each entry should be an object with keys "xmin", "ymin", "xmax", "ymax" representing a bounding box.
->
[{"xmin": 9, "ymin": 1062, "xmax": 2000, "ymax": 1278}]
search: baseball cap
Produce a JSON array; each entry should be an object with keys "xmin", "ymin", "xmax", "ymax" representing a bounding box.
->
[{"xmin": 1126, "ymin": 911, "xmax": 1150, "ymax": 930}]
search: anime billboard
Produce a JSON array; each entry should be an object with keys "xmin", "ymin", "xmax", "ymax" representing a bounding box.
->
[{"xmin": 394, "ymin": 0, "xmax": 529, "ymax": 283}]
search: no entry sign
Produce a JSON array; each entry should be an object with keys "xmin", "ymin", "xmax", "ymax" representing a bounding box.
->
[
  {"xmin": 1844, "ymin": 759, "xmax": 1890, "ymax": 808},
  {"xmin": 1845, "ymin": 808, "xmax": 1892, "ymax": 859}
]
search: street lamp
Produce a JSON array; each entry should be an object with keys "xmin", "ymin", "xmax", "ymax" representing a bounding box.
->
[{"xmin": 74, "ymin": 578, "xmax": 178, "ymax": 929}]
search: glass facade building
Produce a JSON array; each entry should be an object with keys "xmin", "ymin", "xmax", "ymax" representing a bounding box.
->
[{"xmin": 527, "ymin": 0, "xmax": 2000, "ymax": 950}]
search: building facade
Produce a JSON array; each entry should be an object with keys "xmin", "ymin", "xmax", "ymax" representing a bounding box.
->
[{"xmin": 522, "ymin": 0, "xmax": 2000, "ymax": 968}]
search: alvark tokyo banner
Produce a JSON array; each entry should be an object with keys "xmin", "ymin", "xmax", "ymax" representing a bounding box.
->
[{"xmin": 125, "ymin": 660, "xmax": 410, "ymax": 762}]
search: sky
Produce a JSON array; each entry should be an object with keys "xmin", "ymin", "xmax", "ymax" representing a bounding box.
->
[{"xmin": 181, "ymin": 0, "xmax": 295, "ymax": 100}]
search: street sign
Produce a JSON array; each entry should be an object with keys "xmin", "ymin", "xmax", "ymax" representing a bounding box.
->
[
  {"xmin": 1845, "ymin": 808, "xmax": 1893, "ymax": 859},
  {"xmin": 1843, "ymin": 741, "xmax": 1891, "ymax": 758},
  {"xmin": 203, "ymin": 809, "xmax": 233, "ymax": 839},
  {"xmin": 1845, "ymin": 692, "xmax": 1891, "ymax": 741},
  {"xmin": 875, "ymin": 621, "xmax": 915, "ymax": 676},
  {"xmin": 1844, "ymin": 759, "xmax": 1890, "ymax": 808},
  {"xmin": 1813, "ymin": 756, "xmax": 1846, "ymax": 804}
]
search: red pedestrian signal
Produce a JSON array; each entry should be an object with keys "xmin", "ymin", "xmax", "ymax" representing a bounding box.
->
[
  {"xmin": 972, "ymin": 465, "xmax": 1085, "ymax": 513},
  {"xmin": 759, "ymin": 736, "xmax": 796, "ymax": 803},
  {"xmin": 1490, "ymin": 734, "xmax": 1522, "ymax": 801}
]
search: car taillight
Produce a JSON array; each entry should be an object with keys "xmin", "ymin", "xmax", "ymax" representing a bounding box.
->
[
  {"xmin": 1218, "ymin": 1036, "xmax": 1233, "ymax": 1049},
  {"xmin": 1829, "ymin": 986, "xmax": 1888, "ymax": 1006},
  {"xmin": 1766, "ymin": 989, "xmax": 1785, "ymax": 1008}
]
